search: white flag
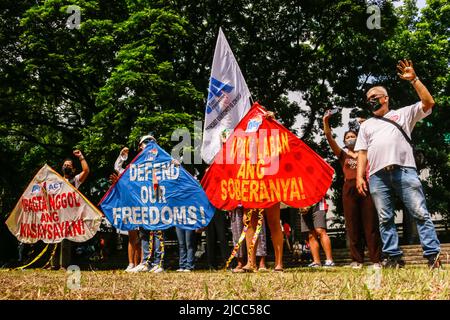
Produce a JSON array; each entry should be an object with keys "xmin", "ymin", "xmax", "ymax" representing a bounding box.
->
[{"xmin": 201, "ymin": 28, "xmax": 251, "ymax": 164}]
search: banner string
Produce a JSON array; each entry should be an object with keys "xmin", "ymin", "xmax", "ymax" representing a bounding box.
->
[
  {"xmin": 42, "ymin": 244, "xmax": 58, "ymax": 269},
  {"xmin": 247, "ymin": 209, "xmax": 263, "ymax": 266},
  {"xmin": 145, "ymin": 231, "xmax": 164, "ymax": 269},
  {"xmin": 224, "ymin": 209, "xmax": 253, "ymax": 270},
  {"xmin": 147, "ymin": 231, "xmax": 154, "ymax": 265},
  {"xmin": 157, "ymin": 231, "xmax": 164, "ymax": 268},
  {"xmin": 15, "ymin": 244, "xmax": 49, "ymax": 270}
]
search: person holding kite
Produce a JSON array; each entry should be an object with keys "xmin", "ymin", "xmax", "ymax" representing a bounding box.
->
[
  {"xmin": 229, "ymin": 205, "xmax": 268, "ymax": 273},
  {"xmin": 112, "ymin": 135, "xmax": 168, "ymax": 273},
  {"xmin": 202, "ymin": 104, "xmax": 335, "ymax": 273},
  {"xmin": 51, "ymin": 149, "xmax": 90, "ymax": 270},
  {"xmin": 112, "ymin": 144, "xmax": 142, "ymax": 272}
]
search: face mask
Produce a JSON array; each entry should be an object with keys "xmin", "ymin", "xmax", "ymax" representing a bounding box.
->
[
  {"xmin": 62, "ymin": 166, "xmax": 73, "ymax": 176},
  {"xmin": 368, "ymin": 99, "xmax": 383, "ymax": 112},
  {"xmin": 345, "ymin": 138, "xmax": 357, "ymax": 149}
]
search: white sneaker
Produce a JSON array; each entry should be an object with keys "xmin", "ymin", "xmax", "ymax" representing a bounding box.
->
[
  {"xmin": 347, "ymin": 262, "xmax": 363, "ymax": 269},
  {"xmin": 183, "ymin": 269, "xmax": 192, "ymax": 272},
  {"xmin": 125, "ymin": 264, "xmax": 135, "ymax": 272},
  {"xmin": 130, "ymin": 263, "xmax": 149, "ymax": 272},
  {"xmin": 148, "ymin": 265, "xmax": 159, "ymax": 273},
  {"xmin": 371, "ymin": 263, "xmax": 382, "ymax": 270},
  {"xmin": 152, "ymin": 266, "xmax": 164, "ymax": 273},
  {"xmin": 323, "ymin": 260, "xmax": 335, "ymax": 267},
  {"xmin": 176, "ymin": 268, "xmax": 185, "ymax": 272}
]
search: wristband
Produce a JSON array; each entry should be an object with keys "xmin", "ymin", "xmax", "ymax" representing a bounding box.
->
[{"xmin": 410, "ymin": 76, "xmax": 419, "ymax": 84}]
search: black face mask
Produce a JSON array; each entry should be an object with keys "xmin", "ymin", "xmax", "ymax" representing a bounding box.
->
[
  {"xmin": 368, "ymin": 99, "xmax": 383, "ymax": 112},
  {"xmin": 62, "ymin": 166, "xmax": 74, "ymax": 176}
]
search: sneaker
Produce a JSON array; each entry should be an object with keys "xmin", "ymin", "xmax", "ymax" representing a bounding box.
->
[
  {"xmin": 125, "ymin": 264, "xmax": 135, "ymax": 272},
  {"xmin": 130, "ymin": 263, "xmax": 149, "ymax": 272},
  {"xmin": 426, "ymin": 253, "xmax": 443, "ymax": 270},
  {"xmin": 381, "ymin": 256, "xmax": 405, "ymax": 269},
  {"xmin": 347, "ymin": 261, "xmax": 363, "ymax": 269},
  {"xmin": 371, "ymin": 263, "xmax": 382, "ymax": 270},
  {"xmin": 183, "ymin": 269, "xmax": 192, "ymax": 272},
  {"xmin": 323, "ymin": 260, "xmax": 335, "ymax": 268},
  {"xmin": 176, "ymin": 268, "xmax": 185, "ymax": 272},
  {"xmin": 152, "ymin": 266, "xmax": 164, "ymax": 273},
  {"xmin": 148, "ymin": 265, "xmax": 159, "ymax": 273},
  {"xmin": 307, "ymin": 262, "xmax": 321, "ymax": 268}
]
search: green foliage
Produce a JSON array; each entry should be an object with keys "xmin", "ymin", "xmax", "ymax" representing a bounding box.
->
[{"xmin": 0, "ymin": 0, "xmax": 449, "ymax": 229}]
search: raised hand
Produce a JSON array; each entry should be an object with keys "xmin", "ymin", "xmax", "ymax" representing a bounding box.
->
[
  {"xmin": 397, "ymin": 59, "xmax": 417, "ymax": 81},
  {"xmin": 73, "ymin": 149, "xmax": 83, "ymax": 158},
  {"xmin": 323, "ymin": 109, "xmax": 333, "ymax": 122}
]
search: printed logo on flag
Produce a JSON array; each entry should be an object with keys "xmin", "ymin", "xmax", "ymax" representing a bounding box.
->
[
  {"xmin": 145, "ymin": 148, "xmax": 159, "ymax": 162},
  {"xmin": 245, "ymin": 115, "xmax": 263, "ymax": 133},
  {"xmin": 31, "ymin": 184, "xmax": 41, "ymax": 194},
  {"xmin": 206, "ymin": 77, "xmax": 234, "ymax": 114}
]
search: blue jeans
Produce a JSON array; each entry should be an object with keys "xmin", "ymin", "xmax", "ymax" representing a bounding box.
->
[
  {"xmin": 369, "ymin": 166, "xmax": 440, "ymax": 257},
  {"xmin": 176, "ymin": 228, "xmax": 195, "ymax": 270},
  {"xmin": 140, "ymin": 229, "xmax": 164, "ymax": 267}
]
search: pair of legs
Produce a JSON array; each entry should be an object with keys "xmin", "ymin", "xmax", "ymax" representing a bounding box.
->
[
  {"xmin": 50, "ymin": 239, "xmax": 72, "ymax": 270},
  {"xmin": 245, "ymin": 203, "xmax": 283, "ymax": 271},
  {"xmin": 127, "ymin": 230, "xmax": 141, "ymax": 267},
  {"xmin": 369, "ymin": 166, "xmax": 440, "ymax": 258},
  {"xmin": 307, "ymin": 228, "xmax": 333, "ymax": 264},
  {"xmin": 343, "ymin": 179, "xmax": 381, "ymax": 263},
  {"xmin": 140, "ymin": 229, "xmax": 164, "ymax": 268},
  {"xmin": 175, "ymin": 228, "xmax": 196, "ymax": 270},
  {"xmin": 206, "ymin": 212, "xmax": 228, "ymax": 269},
  {"xmin": 230, "ymin": 207, "xmax": 267, "ymax": 271}
]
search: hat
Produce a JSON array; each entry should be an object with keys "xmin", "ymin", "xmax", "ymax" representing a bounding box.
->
[{"xmin": 139, "ymin": 135, "xmax": 156, "ymax": 146}]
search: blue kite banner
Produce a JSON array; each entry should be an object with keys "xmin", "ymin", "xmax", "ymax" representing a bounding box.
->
[{"xmin": 99, "ymin": 141, "xmax": 215, "ymax": 231}]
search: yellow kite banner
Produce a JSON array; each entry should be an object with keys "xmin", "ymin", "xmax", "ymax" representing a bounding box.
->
[{"xmin": 5, "ymin": 164, "xmax": 102, "ymax": 244}]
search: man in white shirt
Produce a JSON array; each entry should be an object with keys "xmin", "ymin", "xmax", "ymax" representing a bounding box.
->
[{"xmin": 355, "ymin": 60, "xmax": 441, "ymax": 269}]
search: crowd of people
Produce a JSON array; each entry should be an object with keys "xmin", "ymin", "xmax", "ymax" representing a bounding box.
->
[{"xmin": 26, "ymin": 59, "xmax": 442, "ymax": 272}]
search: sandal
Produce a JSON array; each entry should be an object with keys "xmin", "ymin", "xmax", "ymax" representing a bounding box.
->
[
  {"xmin": 242, "ymin": 265, "xmax": 256, "ymax": 273},
  {"xmin": 258, "ymin": 267, "xmax": 269, "ymax": 273},
  {"xmin": 232, "ymin": 267, "xmax": 245, "ymax": 273},
  {"xmin": 274, "ymin": 268, "xmax": 284, "ymax": 272}
]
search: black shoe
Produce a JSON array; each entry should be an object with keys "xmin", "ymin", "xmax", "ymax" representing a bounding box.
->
[
  {"xmin": 426, "ymin": 253, "xmax": 443, "ymax": 270},
  {"xmin": 382, "ymin": 255, "xmax": 406, "ymax": 269}
]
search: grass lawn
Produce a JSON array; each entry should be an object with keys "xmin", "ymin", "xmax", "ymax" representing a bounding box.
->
[{"xmin": 0, "ymin": 266, "xmax": 448, "ymax": 300}]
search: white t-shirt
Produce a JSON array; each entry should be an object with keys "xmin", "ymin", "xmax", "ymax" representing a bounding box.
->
[
  {"xmin": 354, "ymin": 101, "xmax": 431, "ymax": 176},
  {"xmin": 66, "ymin": 173, "xmax": 82, "ymax": 189}
]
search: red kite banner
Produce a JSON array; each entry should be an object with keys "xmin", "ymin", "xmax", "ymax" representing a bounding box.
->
[
  {"xmin": 5, "ymin": 164, "xmax": 103, "ymax": 243},
  {"xmin": 201, "ymin": 102, "xmax": 334, "ymax": 210}
]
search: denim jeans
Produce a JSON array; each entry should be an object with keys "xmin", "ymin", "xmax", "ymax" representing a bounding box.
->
[
  {"xmin": 140, "ymin": 229, "xmax": 164, "ymax": 267},
  {"xmin": 175, "ymin": 228, "xmax": 196, "ymax": 270},
  {"xmin": 369, "ymin": 166, "xmax": 440, "ymax": 257}
]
